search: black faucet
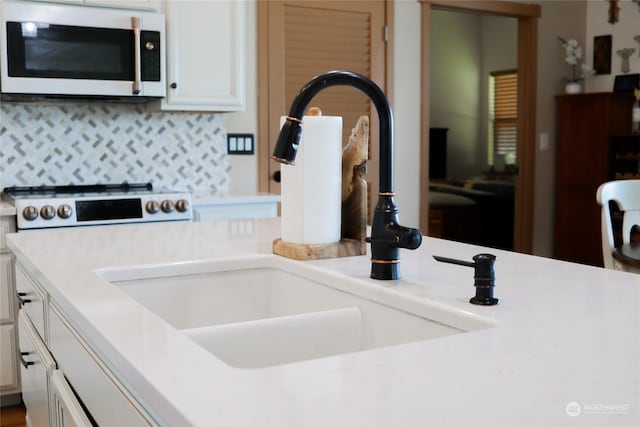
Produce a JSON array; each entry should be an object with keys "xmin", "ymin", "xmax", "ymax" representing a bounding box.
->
[{"xmin": 271, "ymin": 70, "xmax": 422, "ymax": 280}]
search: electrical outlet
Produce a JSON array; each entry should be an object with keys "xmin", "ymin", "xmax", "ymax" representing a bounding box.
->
[
  {"xmin": 227, "ymin": 134, "xmax": 254, "ymax": 155},
  {"xmin": 539, "ymin": 133, "xmax": 549, "ymax": 151}
]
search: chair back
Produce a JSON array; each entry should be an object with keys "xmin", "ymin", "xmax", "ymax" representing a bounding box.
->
[{"xmin": 596, "ymin": 180, "xmax": 640, "ymax": 269}]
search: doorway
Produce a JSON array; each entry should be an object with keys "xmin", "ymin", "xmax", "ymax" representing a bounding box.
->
[{"xmin": 419, "ymin": 1, "xmax": 540, "ymax": 254}]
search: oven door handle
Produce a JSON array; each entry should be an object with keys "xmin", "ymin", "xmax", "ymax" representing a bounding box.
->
[{"xmin": 132, "ymin": 17, "xmax": 142, "ymax": 95}]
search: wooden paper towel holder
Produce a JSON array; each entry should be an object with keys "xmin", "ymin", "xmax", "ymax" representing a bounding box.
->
[{"xmin": 273, "ymin": 113, "xmax": 369, "ymax": 260}]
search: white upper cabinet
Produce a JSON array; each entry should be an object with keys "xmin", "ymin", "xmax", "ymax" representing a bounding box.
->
[
  {"xmin": 18, "ymin": 0, "xmax": 160, "ymax": 10},
  {"xmin": 160, "ymin": 0, "xmax": 245, "ymax": 111},
  {"xmin": 84, "ymin": 0, "xmax": 160, "ymax": 11}
]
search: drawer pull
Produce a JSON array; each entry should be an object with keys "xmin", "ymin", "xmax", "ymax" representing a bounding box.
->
[
  {"xmin": 16, "ymin": 292, "xmax": 32, "ymax": 307},
  {"xmin": 19, "ymin": 352, "xmax": 34, "ymax": 369}
]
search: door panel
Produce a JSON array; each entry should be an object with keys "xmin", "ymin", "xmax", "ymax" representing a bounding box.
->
[{"xmin": 260, "ymin": 0, "xmax": 386, "ymax": 216}]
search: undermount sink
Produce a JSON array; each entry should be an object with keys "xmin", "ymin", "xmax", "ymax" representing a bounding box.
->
[{"xmin": 99, "ymin": 256, "xmax": 495, "ymax": 369}]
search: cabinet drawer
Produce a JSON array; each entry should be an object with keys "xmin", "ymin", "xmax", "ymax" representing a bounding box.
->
[
  {"xmin": 15, "ymin": 263, "xmax": 47, "ymax": 343},
  {"xmin": 49, "ymin": 305, "xmax": 155, "ymax": 426},
  {"xmin": 0, "ymin": 324, "xmax": 19, "ymax": 391},
  {"xmin": 194, "ymin": 202, "xmax": 278, "ymax": 222}
]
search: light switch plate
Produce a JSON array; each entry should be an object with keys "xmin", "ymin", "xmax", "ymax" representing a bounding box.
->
[{"xmin": 227, "ymin": 134, "xmax": 254, "ymax": 155}]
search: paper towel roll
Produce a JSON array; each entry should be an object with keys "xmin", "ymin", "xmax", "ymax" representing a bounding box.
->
[{"xmin": 280, "ymin": 115, "xmax": 342, "ymax": 244}]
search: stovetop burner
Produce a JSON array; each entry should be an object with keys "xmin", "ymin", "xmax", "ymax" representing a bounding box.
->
[{"xmin": 3, "ymin": 182, "xmax": 153, "ymax": 198}]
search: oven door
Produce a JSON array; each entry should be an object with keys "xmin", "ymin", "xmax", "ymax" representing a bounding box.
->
[{"xmin": 0, "ymin": 1, "xmax": 165, "ymax": 98}]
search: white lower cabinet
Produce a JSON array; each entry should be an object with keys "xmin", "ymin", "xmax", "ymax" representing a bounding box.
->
[
  {"xmin": 18, "ymin": 312, "xmax": 55, "ymax": 427},
  {"xmin": 48, "ymin": 305, "xmax": 154, "ymax": 426},
  {"xmin": 1, "ymin": 215, "xmax": 20, "ymax": 402},
  {"xmin": 15, "ymin": 259, "xmax": 156, "ymax": 426},
  {"xmin": 0, "ymin": 324, "xmax": 19, "ymax": 393}
]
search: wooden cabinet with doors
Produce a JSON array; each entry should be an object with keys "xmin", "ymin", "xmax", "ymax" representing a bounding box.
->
[
  {"xmin": 554, "ymin": 92, "xmax": 634, "ymax": 266},
  {"xmin": 610, "ymin": 133, "xmax": 640, "ymax": 180}
]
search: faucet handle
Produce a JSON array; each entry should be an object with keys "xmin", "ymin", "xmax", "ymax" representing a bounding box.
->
[
  {"xmin": 365, "ymin": 224, "xmax": 422, "ymax": 249},
  {"xmin": 433, "ymin": 253, "xmax": 499, "ymax": 306},
  {"xmin": 393, "ymin": 225, "xmax": 422, "ymax": 249}
]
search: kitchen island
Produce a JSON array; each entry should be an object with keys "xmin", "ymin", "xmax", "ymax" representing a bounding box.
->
[{"xmin": 6, "ymin": 218, "xmax": 640, "ymax": 426}]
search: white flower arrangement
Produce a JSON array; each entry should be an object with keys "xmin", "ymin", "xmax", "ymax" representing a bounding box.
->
[{"xmin": 559, "ymin": 37, "xmax": 595, "ymax": 82}]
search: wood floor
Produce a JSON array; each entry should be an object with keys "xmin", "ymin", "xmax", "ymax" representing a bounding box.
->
[{"xmin": 0, "ymin": 404, "xmax": 26, "ymax": 427}]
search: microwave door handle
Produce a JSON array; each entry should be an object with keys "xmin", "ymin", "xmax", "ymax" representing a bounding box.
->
[{"xmin": 131, "ymin": 17, "xmax": 141, "ymax": 95}]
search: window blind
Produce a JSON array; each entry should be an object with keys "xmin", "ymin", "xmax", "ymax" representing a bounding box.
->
[{"xmin": 491, "ymin": 70, "xmax": 518, "ymax": 157}]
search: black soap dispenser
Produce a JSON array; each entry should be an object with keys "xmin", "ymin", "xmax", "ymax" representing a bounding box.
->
[{"xmin": 433, "ymin": 253, "xmax": 499, "ymax": 306}]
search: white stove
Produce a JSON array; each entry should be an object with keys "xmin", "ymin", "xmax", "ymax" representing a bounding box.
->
[{"xmin": 3, "ymin": 183, "xmax": 192, "ymax": 230}]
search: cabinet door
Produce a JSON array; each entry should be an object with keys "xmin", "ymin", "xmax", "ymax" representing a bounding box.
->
[
  {"xmin": 0, "ymin": 255, "xmax": 14, "ymax": 323},
  {"xmin": 0, "ymin": 324, "xmax": 19, "ymax": 391},
  {"xmin": 50, "ymin": 370, "xmax": 92, "ymax": 427},
  {"xmin": 28, "ymin": 0, "xmax": 83, "ymax": 4},
  {"xmin": 84, "ymin": 0, "xmax": 159, "ymax": 10},
  {"xmin": 162, "ymin": 0, "xmax": 245, "ymax": 111},
  {"xmin": 18, "ymin": 312, "xmax": 55, "ymax": 427}
]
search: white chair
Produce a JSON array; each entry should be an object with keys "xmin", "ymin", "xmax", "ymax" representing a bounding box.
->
[{"xmin": 596, "ymin": 180, "xmax": 640, "ymax": 272}]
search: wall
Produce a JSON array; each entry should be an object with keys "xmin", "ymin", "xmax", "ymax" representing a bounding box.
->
[
  {"xmin": 531, "ymin": 1, "xmax": 587, "ymax": 257},
  {"xmin": 585, "ymin": 0, "xmax": 640, "ymax": 92},
  {"xmin": 430, "ymin": 10, "xmax": 517, "ymax": 180},
  {"xmin": 480, "ymin": 15, "xmax": 519, "ymax": 168},
  {"xmin": 0, "ymin": 103, "xmax": 229, "ymax": 193},
  {"xmin": 224, "ymin": 0, "xmax": 258, "ymax": 194},
  {"xmin": 392, "ymin": 0, "xmax": 422, "ymax": 229},
  {"xmin": 429, "ymin": 10, "xmax": 483, "ymax": 180}
]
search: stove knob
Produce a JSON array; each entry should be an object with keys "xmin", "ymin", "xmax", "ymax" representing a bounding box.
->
[
  {"xmin": 22, "ymin": 206, "xmax": 39, "ymax": 221},
  {"xmin": 40, "ymin": 205, "xmax": 56, "ymax": 220},
  {"xmin": 160, "ymin": 200, "xmax": 175, "ymax": 213},
  {"xmin": 175, "ymin": 199, "xmax": 190, "ymax": 213},
  {"xmin": 146, "ymin": 200, "xmax": 160, "ymax": 214},
  {"xmin": 57, "ymin": 204, "xmax": 72, "ymax": 219}
]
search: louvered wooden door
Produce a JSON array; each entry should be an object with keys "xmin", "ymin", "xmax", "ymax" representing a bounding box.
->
[{"xmin": 259, "ymin": 0, "xmax": 387, "ymax": 215}]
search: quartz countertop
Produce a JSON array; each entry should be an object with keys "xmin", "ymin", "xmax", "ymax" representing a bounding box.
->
[
  {"xmin": 0, "ymin": 199, "xmax": 16, "ymax": 216},
  {"xmin": 6, "ymin": 218, "xmax": 640, "ymax": 426}
]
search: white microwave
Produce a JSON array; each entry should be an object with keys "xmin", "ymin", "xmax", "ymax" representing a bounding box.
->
[{"xmin": 0, "ymin": 1, "xmax": 166, "ymax": 100}]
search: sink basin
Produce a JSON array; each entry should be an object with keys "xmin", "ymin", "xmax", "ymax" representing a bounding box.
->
[{"xmin": 99, "ymin": 255, "xmax": 495, "ymax": 369}]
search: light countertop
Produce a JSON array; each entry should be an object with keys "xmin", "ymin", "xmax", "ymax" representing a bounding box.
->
[
  {"xmin": 6, "ymin": 218, "xmax": 640, "ymax": 426},
  {"xmin": 0, "ymin": 199, "xmax": 16, "ymax": 216}
]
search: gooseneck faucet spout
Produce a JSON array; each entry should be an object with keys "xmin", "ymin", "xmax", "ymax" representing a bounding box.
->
[{"xmin": 271, "ymin": 70, "xmax": 422, "ymax": 280}]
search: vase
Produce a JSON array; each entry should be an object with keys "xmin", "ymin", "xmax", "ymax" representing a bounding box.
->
[
  {"xmin": 633, "ymin": 107, "xmax": 640, "ymax": 133},
  {"xmin": 565, "ymin": 82, "xmax": 583, "ymax": 94}
]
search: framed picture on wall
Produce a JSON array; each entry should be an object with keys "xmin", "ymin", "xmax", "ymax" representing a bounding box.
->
[{"xmin": 593, "ymin": 35, "xmax": 612, "ymax": 75}]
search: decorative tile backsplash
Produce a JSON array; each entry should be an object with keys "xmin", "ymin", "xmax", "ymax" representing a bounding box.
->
[{"xmin": 0, "ymin": 103, "xmax": 230, "ymax": 193}]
